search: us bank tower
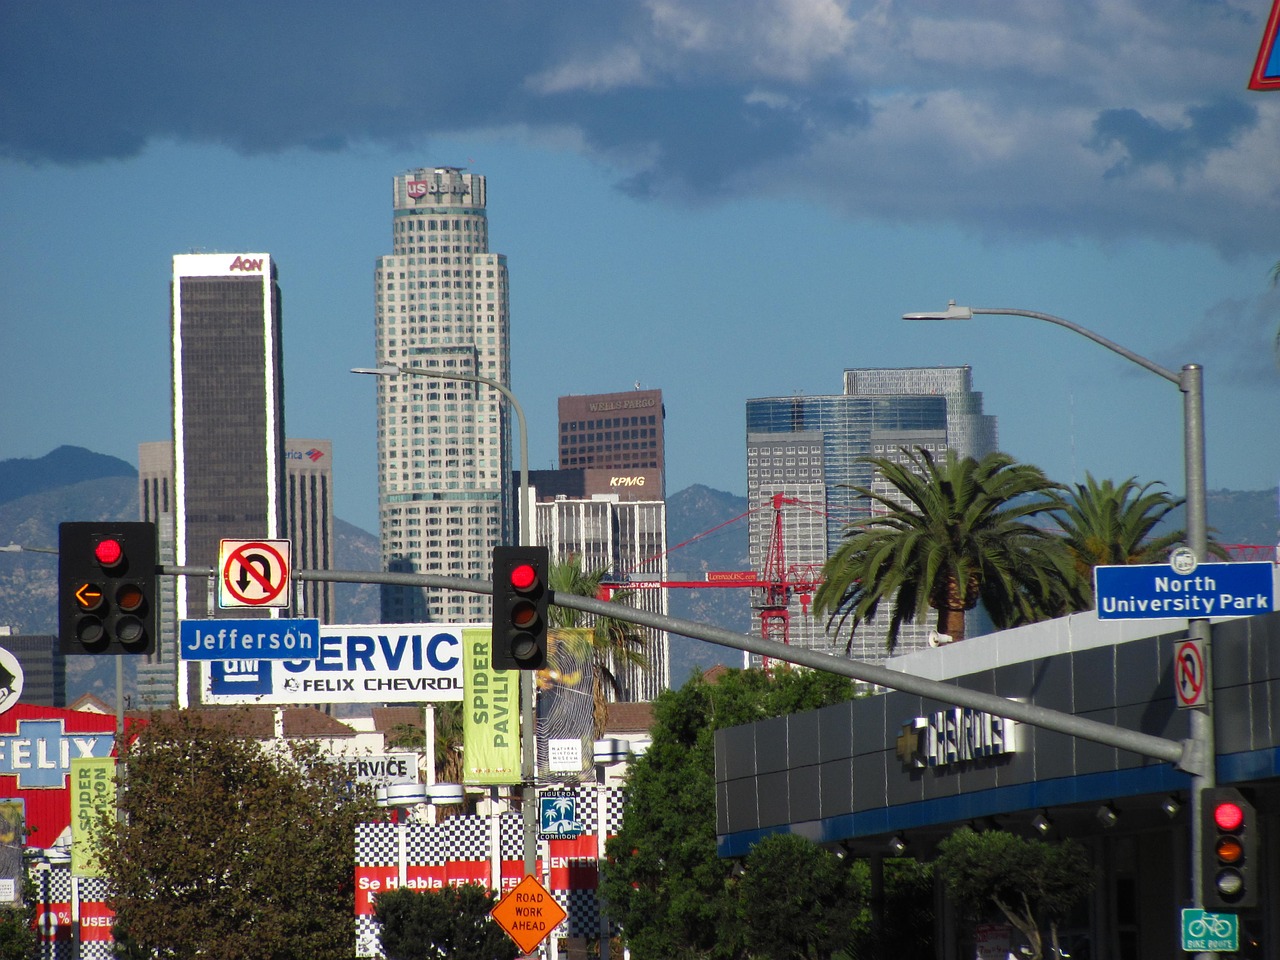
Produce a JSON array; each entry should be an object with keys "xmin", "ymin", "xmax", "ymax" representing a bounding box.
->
[{"xmin": 373, "ymin": 168, "xmax": 511, "ymax": 622}]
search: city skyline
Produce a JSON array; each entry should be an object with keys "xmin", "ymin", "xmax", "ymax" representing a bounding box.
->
[{"xmin": 4, "ymin": 3, "xmax": 1280, "ymax": 540}]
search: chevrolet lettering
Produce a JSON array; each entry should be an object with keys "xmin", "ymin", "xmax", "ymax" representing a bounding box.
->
[{"xmin": 202, "ymin": 623, "xmax": 467, "ymax": 705}]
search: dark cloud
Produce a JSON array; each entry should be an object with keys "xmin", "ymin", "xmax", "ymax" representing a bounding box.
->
[
  {"xmin": 1089, "ymin": 98, "xmax": 1258, "ymax": 178},
  {"xmin": 2, "ymin": 0, "xmax": 1277, "ymax": 255},
  {"xmin": 1162, "ymin": 287, "xmax": 1280, "ymax": 385}
]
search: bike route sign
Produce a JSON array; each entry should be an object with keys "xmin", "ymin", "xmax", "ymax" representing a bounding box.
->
[
  {"xmin": 1181, "ymin": 909, "xmax": 1238, "ymax": 952},
  {"xmin": 1094, "ymin": 561, "xmax": 1274, "ymax": 621}
]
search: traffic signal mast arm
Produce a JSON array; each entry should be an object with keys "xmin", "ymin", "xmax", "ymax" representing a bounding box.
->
[{"xmin": 153, "ymin": 563, "xmax": 1197, "ymax": 772}]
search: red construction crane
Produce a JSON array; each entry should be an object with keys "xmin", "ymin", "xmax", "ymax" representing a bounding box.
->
[
  {"xmin": 752, "ymin": 492, "xmax": 824, "ymax": 649},
  {"xmin": 597, "ymin": 493, "xmax": 826, "ymax": 646}
]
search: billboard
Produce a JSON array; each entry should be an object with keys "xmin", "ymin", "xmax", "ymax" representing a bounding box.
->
[{"xmin": 201, "ymin": 623, "xmax": 467, "ymax": 704}]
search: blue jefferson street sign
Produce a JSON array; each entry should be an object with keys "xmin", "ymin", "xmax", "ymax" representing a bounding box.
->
[
  {"xmin": 1094, "ymin": 561, "xmax": 1274, "ymax": 621},
  {"xmin": 179, "ymin": 618, "xmax": 320, "ymax": 660}
]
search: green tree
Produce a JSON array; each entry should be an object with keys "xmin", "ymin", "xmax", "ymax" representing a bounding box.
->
[
  {"xmin": 934, "ymin": 828, "xmax": 1094, "ymax": 960},
  {"xmin": 814, "ymin": 447, "xmax": 1074, "ymax": 649},
  {"xmin": 600, "ymin": 668, "xmax": 856, "ymax": 960},
  {"xmin": 97, "ymin": 709, "xmax": 378, "ymax": 960},
  {"xmin": 549, "ymin": 553, "xmax": 649, "ymax": 736},
  {"xmin": 375, "ymin": 884, "xmax": 518, "ymax": 960},
  {"xmin": 1048, "ymin": 474, "xmax": 1185, "ymax": 607},
  {"xmin": 736, "ymin": 833, "xmax": 856, "ymax": 960}
]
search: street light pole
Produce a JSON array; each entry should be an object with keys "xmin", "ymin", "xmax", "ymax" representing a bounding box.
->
[
  {"xmin": 352, "ymin": 362, "xmax": 539, "ymax": 882},
  {"xmin": 902, "ymin": 302, "xmax": 1214, "ymax": 920}
]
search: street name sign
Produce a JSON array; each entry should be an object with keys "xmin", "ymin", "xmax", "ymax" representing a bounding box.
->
[
  {"xmin": 1094, "ymin": 561, "xmax": 1274, "ymax": 621},
  {"xmin": 179, "ymin": 618, "xmax": 320, "ymax": 661},
  {"xmin": 1181, "ymin": 909, "xmax": 1238, "ymax": 953},
  {"xmin": 490, "ymin": 874, "xmax": 566, "ymax": 954},
  {"xmin": 218, "ymin": 539, "xmax": 291, "ymax": 608}
]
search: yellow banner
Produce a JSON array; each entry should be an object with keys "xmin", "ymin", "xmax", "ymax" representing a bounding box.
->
[
  {"xmin": 70, "ymin": 756, "xmax": 116, "ymax": 877},
  {"xmin": 463, "ymin": 627, "xmax": 521, "ymax": 785}
]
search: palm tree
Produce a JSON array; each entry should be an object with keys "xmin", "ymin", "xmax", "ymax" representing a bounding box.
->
[
  {"xmin": 547, "ymin": 554, "xmax": 649, "ymax": 737},
  {"xmin": 813, "ymin": 447, "xmax": 1075, "ymax": 650},
  {"xmin": 1048, "ymin": 474, "xmax": 1185, "ymax": 608}
]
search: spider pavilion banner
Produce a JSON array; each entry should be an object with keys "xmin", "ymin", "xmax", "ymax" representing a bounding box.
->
[{"xmin": 354, "ymin": 784, "xmax": 624, "ymax": 958}]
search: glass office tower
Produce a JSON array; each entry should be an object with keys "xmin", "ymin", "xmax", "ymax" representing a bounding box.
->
[
  {"xmin": 746, "ymin": 366, "xmax": 997, "ymax": 664},
  {"xmin": 171, "ymin": 254, "xmax": 286, "ymax": 624}
]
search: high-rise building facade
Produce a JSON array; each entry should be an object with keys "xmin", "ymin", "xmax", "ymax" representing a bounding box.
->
[
  {"xmin": 374, "ymin": 168, "xmax": 510, "ymax": 623},
  {"xmin": 530, "ymin": 478, "xmax": 671, "ymax": 702},
  {"xmin": 558, "ymin": 389, "xmax": 665, "ymax": 497},
  {"xmin": 170, "ymin": 253, "xmax": 286, "ymax": 625},
  {"xmin": 745, "ymin": 366, "xmax": 997, "ymax": 664}
]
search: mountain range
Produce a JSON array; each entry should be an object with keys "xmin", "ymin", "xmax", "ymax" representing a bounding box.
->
[{"xmin": 2, "ymin": 446, "xmax": 1275, "ymax": 704}]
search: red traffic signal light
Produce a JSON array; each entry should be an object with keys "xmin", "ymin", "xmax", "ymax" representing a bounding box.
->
[
  {"xmin": 1201, "ymin": 786, "xmax": 1257, "ymax": 909},
  {"xmin": 59, "ymin": 522, "xmax": 158, "ymax": 655},
  {"xmin": 492, "ymin": 546, "xmax": 550, "ymax": 670}
]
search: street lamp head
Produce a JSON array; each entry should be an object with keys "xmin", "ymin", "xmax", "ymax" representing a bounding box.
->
[
  {"xmin": 902, "ymin": 300, "xmax": 974, "ymax": 321},
  {"xmin": 350, "ymin": 363, "xmax": 402, "ymax": 378}
]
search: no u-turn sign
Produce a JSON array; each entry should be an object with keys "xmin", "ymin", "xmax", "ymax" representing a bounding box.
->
[{"xmin": 218, "ymin": 539, "xmax": 291, "ymax": 609}]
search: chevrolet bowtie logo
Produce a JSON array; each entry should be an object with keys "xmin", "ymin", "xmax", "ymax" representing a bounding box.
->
[{"xmin": 896, "ymin": 721, "xmax": 924, "ymax": 767}]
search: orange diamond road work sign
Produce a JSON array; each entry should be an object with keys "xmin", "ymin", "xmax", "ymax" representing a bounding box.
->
[{"xmin": 490, "ymin": 875, "xmax": 567, "ymax": 955}]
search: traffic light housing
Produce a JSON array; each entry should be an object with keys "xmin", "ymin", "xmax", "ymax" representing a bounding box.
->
[
  {"xmin": 59, "ymin": 522, "xmax": 158, "ymax": 655},
  {"xmin": 1201, "ymin": 786, "xmax": 1257, "ymax": 909},
  {"xmin": 491, "ymin": 546, "xmax": 549, "ymax": 670}
]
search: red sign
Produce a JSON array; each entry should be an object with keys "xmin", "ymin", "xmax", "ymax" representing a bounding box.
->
[
  {"xmin": 407, "ymin": 180, "xmax": 429, "ymax": 199},
  {"xmin": 228, "ymin": 255, "xmax": 264, "ymax": 272},
  {"xmin": 1250, "ymin": 0, "xmax": 1280, "ymax": 90}
]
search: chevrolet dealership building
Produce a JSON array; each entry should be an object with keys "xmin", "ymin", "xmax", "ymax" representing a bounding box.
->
[{"xmin": 716, "ymin": 608, "xmax": 1280, "ymax": 958}]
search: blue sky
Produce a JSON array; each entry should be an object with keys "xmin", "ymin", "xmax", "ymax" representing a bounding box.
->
[{"xmin": 2, "ymin": 0, "xmax": 1279, "ymax": 538}]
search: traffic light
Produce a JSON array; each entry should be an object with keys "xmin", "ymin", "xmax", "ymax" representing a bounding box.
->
[
  {"xmin": 491, "ymin": 546, "xmax": 550, "ymax": 670},
  {"xmin": 1201, "ymin": 786, "xmax": 1257, "ymax": 909},
  {"xmin": 59, "ymin": 522, "xmax": 158, "ymax": 655}
]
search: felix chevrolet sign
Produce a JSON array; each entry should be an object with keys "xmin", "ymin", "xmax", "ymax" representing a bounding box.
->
[
  {"xmin": 1095, "ymin": 561, "xmax": 1274, "ymax": 621},
  {"xmin": 201, "ymin": 623, "xmax": 465, "ymax": 705}
]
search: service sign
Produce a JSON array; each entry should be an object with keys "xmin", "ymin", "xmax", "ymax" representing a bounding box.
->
[{"xmin": 201, "ymin": 623, "xmax": 465, "ymax": 704}]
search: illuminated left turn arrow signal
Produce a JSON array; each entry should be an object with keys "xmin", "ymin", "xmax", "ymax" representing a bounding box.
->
[{"xmin": 74, "ymin": 583, "xmax": 104, "ymax": 612}]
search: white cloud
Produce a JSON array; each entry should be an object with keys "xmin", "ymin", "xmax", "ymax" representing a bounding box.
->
[{"xmin": 527, "ymin": 46, "xmax": 651, "ymax": 95}]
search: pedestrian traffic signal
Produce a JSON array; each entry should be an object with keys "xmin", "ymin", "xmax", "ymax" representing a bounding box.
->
[
  {"xmin": 491, "ymin": 546, "xmax": 549, "ymax": 670},
  {"xmin": 59, "ymin": 522, "xmax": 158, "ymax": 655},
  {"xmin": 1201, "ymin": 786, "xmax": 1257, "ymax": 909}
]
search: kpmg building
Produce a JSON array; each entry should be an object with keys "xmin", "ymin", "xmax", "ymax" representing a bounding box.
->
[
  {"xmin": 745, "ymin": 367, "xmax": 997, "ymax": 664},
  {"xmin": 373, "ymin": 168, "xmax": 510, "ymax": 624}
]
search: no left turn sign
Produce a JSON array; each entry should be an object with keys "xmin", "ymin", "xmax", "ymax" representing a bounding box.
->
[{"xmin": 219, "ymin": 539, "xmax": 291, "ymax": 609}]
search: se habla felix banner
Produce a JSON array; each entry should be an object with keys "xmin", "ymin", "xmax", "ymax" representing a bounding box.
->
[{"xmin": 463, "ymin": 628, "xmax": 521, "ymax": 785}]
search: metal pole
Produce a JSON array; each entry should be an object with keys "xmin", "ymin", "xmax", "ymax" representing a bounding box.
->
[
  {"xmin": 355, "ymin": 362, "xmax": 536, "ymax": 878},
  {"xmin": 905, "ymin": 305, "xmax": 1216, "ymax": 941}
]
